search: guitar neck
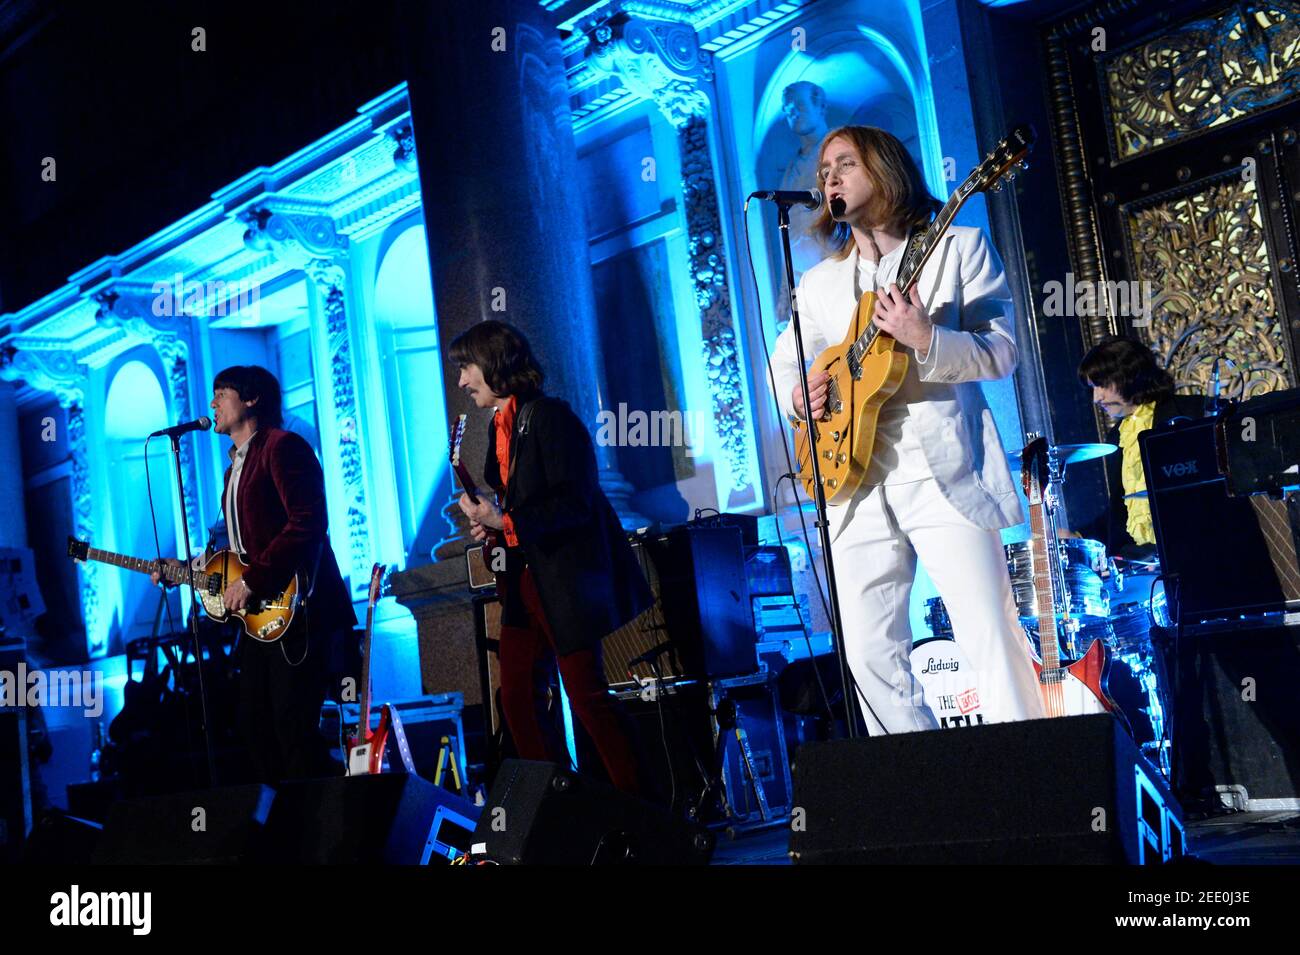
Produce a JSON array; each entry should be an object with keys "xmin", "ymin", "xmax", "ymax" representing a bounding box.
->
[
  {"xmin": 851, "ymin": 183, "xmax": 972, "ymax": 357},
  {"xmin": 357, "ymin": 601, "xmax": 375, "ymax": 733},
  {"xmin": 82, "ymin": 546, "xmax": 215, "ymax": 591},
  {"xmin": 1027, "ymin": 500, "xmax": 1062, "ymax": 671}
]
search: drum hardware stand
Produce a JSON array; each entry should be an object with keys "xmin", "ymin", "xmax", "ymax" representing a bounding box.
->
[{"xmin": 712, "ymin": 696, "xmax": 771, "ymax": 823}]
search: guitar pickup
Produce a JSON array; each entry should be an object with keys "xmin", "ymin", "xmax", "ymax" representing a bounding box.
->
[{"xmin": 258, "ymin": 618, "xmax": 286, "ymax": 639}]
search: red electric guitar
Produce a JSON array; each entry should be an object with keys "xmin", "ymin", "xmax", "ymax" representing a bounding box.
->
[
  {"xmin": 449, "ymin": 414, "xmax": 482, "ymax": 506},
  {"xmin": 346, "ymin": 562, "xmax": 415, "ymax": 775},
  {"xmin": 1020, "ymin": 437, "xmax": 1122, "ymax": 718}
]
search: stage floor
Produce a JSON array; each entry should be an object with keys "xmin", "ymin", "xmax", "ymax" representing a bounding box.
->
[{"xmin": 708, "ymin": 810, "xmax": 1300, "ymax": 865}]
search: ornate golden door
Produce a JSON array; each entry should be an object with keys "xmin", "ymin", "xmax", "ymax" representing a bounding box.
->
[{"xmin": 1047, "ymin": 0, "xmax": 1300, "ymax": 415}]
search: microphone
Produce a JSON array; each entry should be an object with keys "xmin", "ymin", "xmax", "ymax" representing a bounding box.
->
[
  {"xmin": 149, "ymin": 416, "xmax": 212, "ymax": 438},
  {"xmin": 749, "ymin": 189, "xmax": 824, "ymax": 210}
]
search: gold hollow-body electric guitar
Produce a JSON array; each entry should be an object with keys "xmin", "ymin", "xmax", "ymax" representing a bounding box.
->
[
  {"xmin": 792, "ymin": 125, "xmax": 1035, "ymax": 503},
  {"xmin": 66, "ymin": 537, "xmax": 304, "ymax": 642}
]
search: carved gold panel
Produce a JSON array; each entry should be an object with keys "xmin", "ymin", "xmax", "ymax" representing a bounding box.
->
[
  {"xmin": 1126, "ymin": 174, "xmax": 1293, "ymax": 397},
  {"xmin": 1103, "ymin": 1, "xmax": 1300, "ymax": 159}
]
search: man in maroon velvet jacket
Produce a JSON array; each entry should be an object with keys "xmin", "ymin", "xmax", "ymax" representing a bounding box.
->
[{"xmin": 156, "ymin": 365, "xmax": 355, "ymax": 783}]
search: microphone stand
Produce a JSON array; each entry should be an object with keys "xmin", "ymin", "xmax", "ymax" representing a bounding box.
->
[
  {"xmin": 168, "ymin": 432, "xmax": 219, "ymax": 788},
  {"xmin": 775, "ymin": 199, "xmax": 860, "ymax": 738}
]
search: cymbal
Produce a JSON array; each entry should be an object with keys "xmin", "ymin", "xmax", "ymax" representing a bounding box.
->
[{"xmin": 1009, "ymin": 443, "xmax": 1118, "ymax": 468}]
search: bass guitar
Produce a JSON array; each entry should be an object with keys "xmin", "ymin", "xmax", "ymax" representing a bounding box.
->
[
  {"xmin": 67, "ymin": 537, "xmax": 302, "ymax": 642},
  {"xmin": 793, "ymin": 125, "xmax": 1035, "ymax": 502}
]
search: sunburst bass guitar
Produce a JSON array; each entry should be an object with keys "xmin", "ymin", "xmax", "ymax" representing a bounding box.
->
[{"xmin": 66, "ymin": 537, "xmax": 303, "ymax": 642}]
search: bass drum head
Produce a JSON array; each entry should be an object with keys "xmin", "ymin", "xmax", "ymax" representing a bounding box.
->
[{"xmin": 909, "ymin": 637, "xmax": 985, "ymax": 729}]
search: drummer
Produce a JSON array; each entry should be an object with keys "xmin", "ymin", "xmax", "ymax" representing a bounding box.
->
[{"xmin": 1073, "ymin": 336, "xmax": 1205, "ymax": 561}]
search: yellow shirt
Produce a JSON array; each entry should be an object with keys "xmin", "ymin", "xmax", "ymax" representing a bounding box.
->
[{"xmin": 1118, "ymin": 402, "xmax": 1156, "ymax": 546}]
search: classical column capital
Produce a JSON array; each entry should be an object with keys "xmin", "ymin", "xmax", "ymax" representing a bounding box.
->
[
  {"xmin": 583, "ymin": 12, "xmax": 712, "ymax": 128},
  {"xmin": 0, "ymin": 345, "xmax": 89, "ymax": 405},
  {"xmin": 304, "ymin": 257, "xmax": 347, "ymax": 294},
  {"xmin": 240, "ymin": 207, "xmax": 347, "ymax": 268},
  {"xmin": 92, "ymin": 286, "xmax": 195, "ymax": 339},
  {"xmin": 387, "ymin": 123, "xmax": 418, "ymax": 173}
]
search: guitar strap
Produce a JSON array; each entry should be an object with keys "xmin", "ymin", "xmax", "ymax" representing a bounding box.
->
[
  {"xmin": 501, "ymin": 398, "xmax": 539, "ymax": 514},
  {"xmin": 856, "ymin": 225, "xmax": 929, "ymax": 300}
]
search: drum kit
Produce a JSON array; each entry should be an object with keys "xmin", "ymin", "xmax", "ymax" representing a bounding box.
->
[{"xmin": 917, "ymin": 441, "xmax": 1172, "ymax": 775}]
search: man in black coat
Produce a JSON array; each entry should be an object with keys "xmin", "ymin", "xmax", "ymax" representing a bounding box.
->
[
  {"xmin": 452, "ymin": 321, "xmax": 651, "ymax": 794},
  {"xmin": 1078, "ymin": 336, "xmax": 1206, "ymax": 559}
]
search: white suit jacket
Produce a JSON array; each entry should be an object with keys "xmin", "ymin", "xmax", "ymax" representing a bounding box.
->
[{"xmin": 771, "ymin": 225, "xmax": 1025, "ymax": 540}]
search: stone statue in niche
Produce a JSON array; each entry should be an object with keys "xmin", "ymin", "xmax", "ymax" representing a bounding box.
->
[{"xmin": 773, "ymin": 81, "xmax": 829, "ymax": 331}]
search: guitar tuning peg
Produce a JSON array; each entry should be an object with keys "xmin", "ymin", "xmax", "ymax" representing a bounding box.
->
[
  {"xmin": 990, "ymin": 181, "xmax": 1003, "ymax": 192},
  {"xmin": 1005, "ymin": 170, "xmax": 1017, "ymax": 181},
  {"xmin": 1017, "ymin": 159, "xmax": 1029, "ymax": 171}
]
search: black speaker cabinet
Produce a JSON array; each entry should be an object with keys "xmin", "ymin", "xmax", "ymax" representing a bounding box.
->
[
  {"xmin": 1141, "ymin": 418, "xmax": 1299, "ymax": 621},
  {"xmin": 616, "ymin": 527, "xmax": 756, "ymax": 686},
  {"xmin": 1156, "ymin": 619, "xmax": 1300, "ymax": 810},
  {"xmin": 92, "ymin": 784, "xmax": 275, "ymax": 864},
  {"xmin": 259, "ymin": 772, "xmax": 478, "ymax": 864},
  {"xmin": 790, "ymin": 714, "xmax": 1184, "ymax": 864},
  {"xmin": 472, "ymin": 759, "xmax": 714, "ymax": 865}
]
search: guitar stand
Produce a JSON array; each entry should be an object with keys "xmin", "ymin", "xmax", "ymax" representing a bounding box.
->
[
  {"xmin": 691, "ymin": 690, "xmax": 773, "ymax": 833},
  {"xmin": 434, "ymin": 734, "xmax": 464, "ymax": 794}
]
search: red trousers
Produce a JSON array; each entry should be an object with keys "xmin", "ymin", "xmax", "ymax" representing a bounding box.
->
[{"xmin": 497, "ymin": 567, "xmax": 641, "ymax": 794}]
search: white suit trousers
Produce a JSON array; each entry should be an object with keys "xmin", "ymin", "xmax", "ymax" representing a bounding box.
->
[{"xmin": 830, "ymin": 477, "xmax": 1045, "ymax": 735}]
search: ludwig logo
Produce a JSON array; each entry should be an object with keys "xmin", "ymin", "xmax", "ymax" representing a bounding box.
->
[{"xmin": 1161, "ymin": 460, "xmax": 1198, "ymax": 478}]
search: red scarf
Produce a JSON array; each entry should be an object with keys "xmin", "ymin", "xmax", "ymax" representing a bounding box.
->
[{"xmin": 493, "ymin": 396, "xmax": 520, "ymax": 547}]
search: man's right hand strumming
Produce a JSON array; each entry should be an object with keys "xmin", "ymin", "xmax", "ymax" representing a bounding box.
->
[
  {"xmin": 150, "ymin": 558, "xmax": 185, "ymax": 588},
  {"xmin": 792, "ymin": 370, "xmax": 830, "ymax": 421}
]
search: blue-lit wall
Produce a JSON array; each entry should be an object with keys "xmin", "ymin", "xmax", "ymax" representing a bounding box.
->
[{"xmin": 4, "ymin": 0, "xmax": 1032, "ymax": 803}]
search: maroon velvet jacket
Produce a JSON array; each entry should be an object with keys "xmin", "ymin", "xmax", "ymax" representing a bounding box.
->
[{"xmin": 221, "ymin": 428, "xmax": 356, "ymax": 628}]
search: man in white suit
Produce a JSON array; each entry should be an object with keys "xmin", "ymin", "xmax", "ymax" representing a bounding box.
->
[{"xmin": 771, "ymin": 126, "xmax": 1043, "ymax": 734}]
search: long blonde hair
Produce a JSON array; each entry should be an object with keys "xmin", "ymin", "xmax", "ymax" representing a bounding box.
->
[{"xmin": 810, "ymin": 126, "xmax": 941, "ymax": 260}]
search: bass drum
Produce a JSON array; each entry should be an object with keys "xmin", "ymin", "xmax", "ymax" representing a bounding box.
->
[{"xmin": 908, "ymin": 636, "xmax": 985, "ymax": 728}]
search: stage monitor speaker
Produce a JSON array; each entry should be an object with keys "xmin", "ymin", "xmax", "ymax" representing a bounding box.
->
[
  {"xmin": 0, "ymin": 708, "xmax": 31, "ymax": 864},
  {"xmin": 1154, "ymin": 620, "xmax": 1300, "ymax": 811},
  {"xmin": 790, "ymin": 714, "xmax": 1184, "ymax": 864},
  {"xmin": 1141, "ymin": 418, "xmax": 1299, "ymax": 621},
  {"xmin": 259, "ymin": 772, "xmax": 479, "ymax": 864},
  {"xmin": 472, "ymin": 759, "xmax": 714, "ymax": 865},
  {"xmin": 92, "ymin": 784, "xmax": 274, "ymax": 864},
  {"xmin": 20, "ymin": 811, "xmax": 103, "ymax": 865}
]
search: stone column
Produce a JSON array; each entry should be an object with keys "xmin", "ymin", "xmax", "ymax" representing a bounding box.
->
[
  {"xmin": 399, "ymin": 0, "xmax": 647, "ymax": 558},
  {"xmin": 583, "ymin": 12, "xmax": 758, "ymax": 509}
]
